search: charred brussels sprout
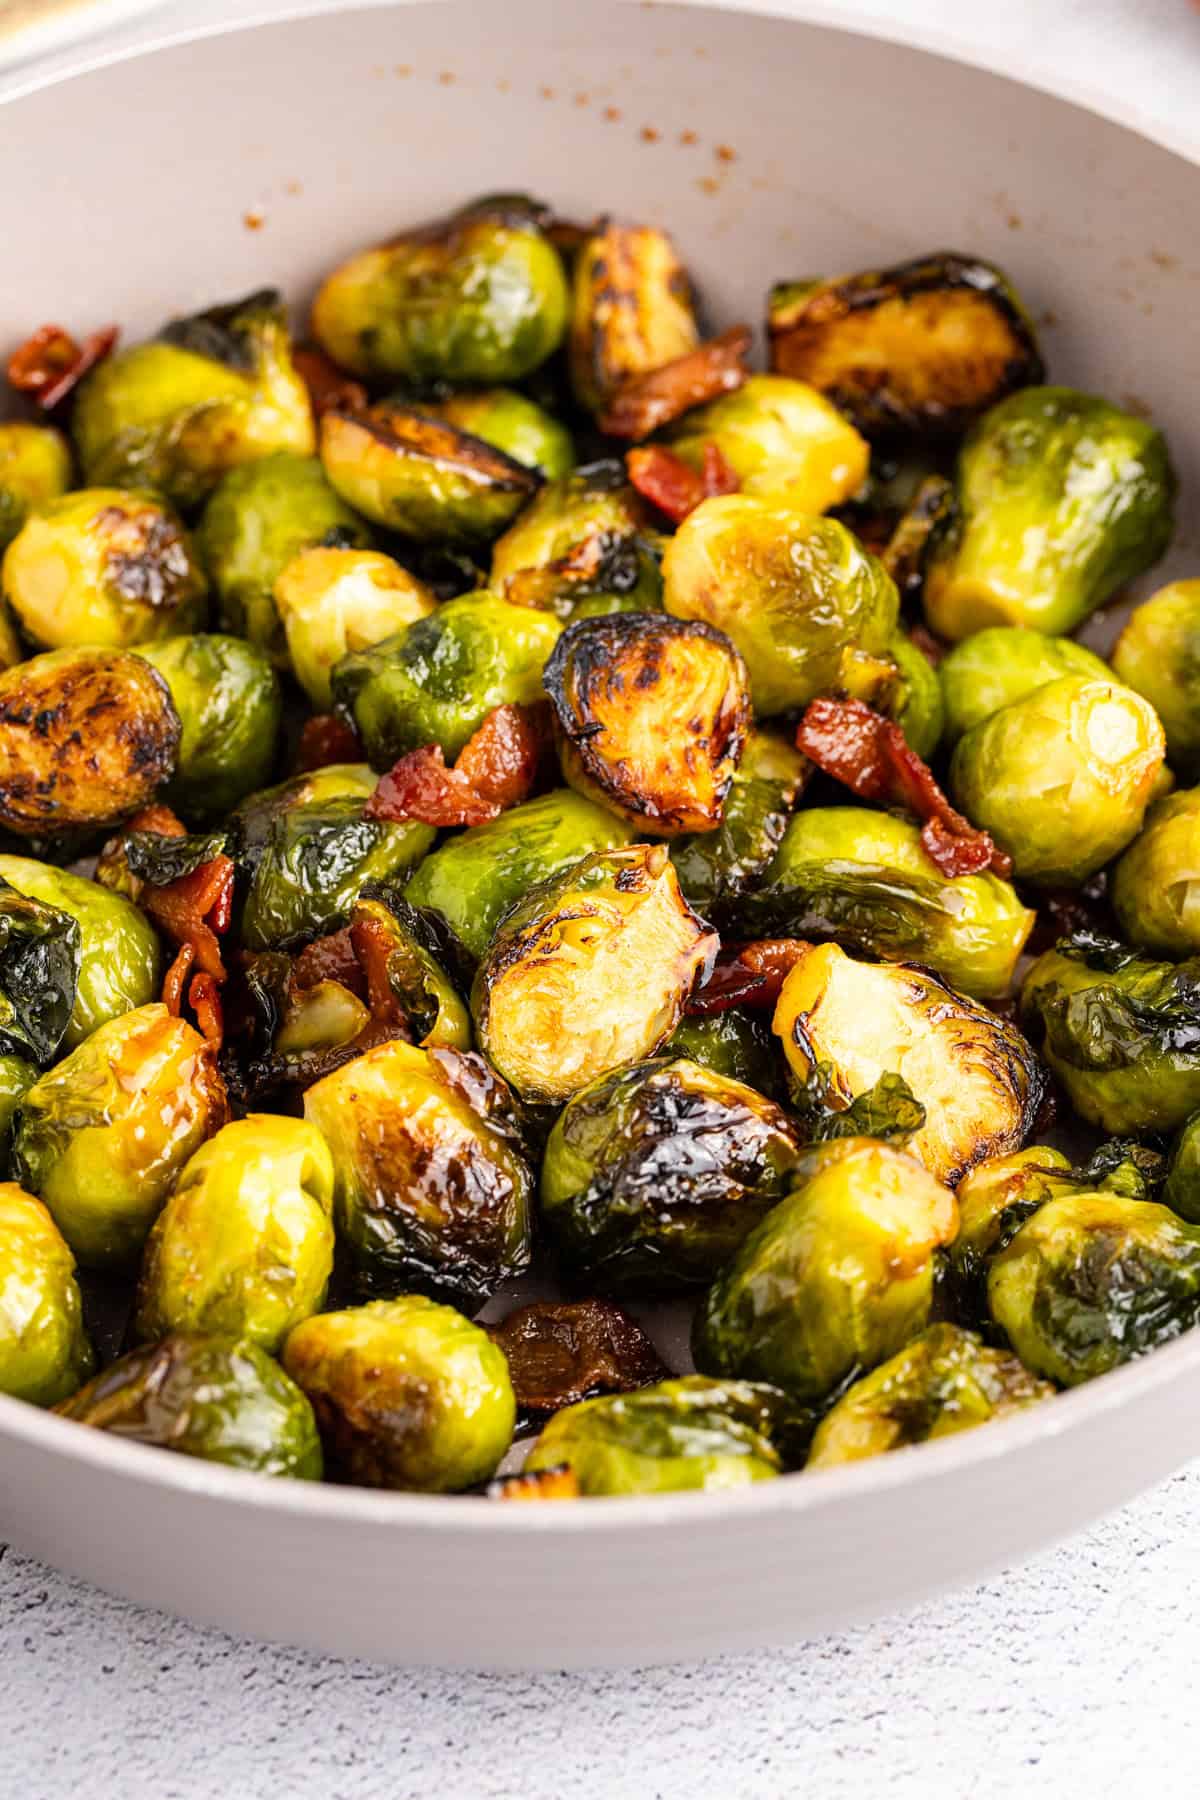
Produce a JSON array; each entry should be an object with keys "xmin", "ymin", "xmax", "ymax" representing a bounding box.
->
[
  {"xmin": 693, "ymin": 1137, "xmax": 957, "ymax": 1403},
  {"xmin": 569, "ymin": 222, "xmax": 698, "ymax": 414},
  {"xmin": 924, "ymin": 387, "xmax": 1176, "ymax": 640},
  {"xmin": 57, "ymin": 1334, "xmax": 322, "ymax": 1478},
  {"xmin": 0, "ymin": 879, "xmax": 79, "ymax": 1067},
  {"xmin": 1112, "ymin": 788, "xmax": 1200, "ymax": 957},
  {"xmin": 0, "ymin": 422, "xmax": 72, "ymax": 553},
  {"xmin": 133, "ymin": 1115, "xmax": 335, "ymax": 1352},
  {"xmin": 950, "ymin": 676, "xmax": 1165, "ymax": 886},
  {"xmin": 0, "ymin": 647, "xmax": 179, "ymax": 839},
  {"xmin": 273, "ymin": 546, "xmax": 435, "ymax": 709},
  {"xmin": 73, "ymin": 289, "xmax": 315, "ymax": 510},
  {"xmin": 888, "ymin": 631, "xmax": 944, "ymax": 760},
  {"xmin": 545, "ymin": 613, "xmax": 751, "ymax": 835},
  {"xmin": 668, "ymin": 375, "xmax": 869, "ymax": 513},
  {"xmin": 540, "ymin": 1057, "xmax": 801, "ymax": 1293},
  {"xmin": 0, "ymin": 1182, "xmax": 94, "ymax": 1405},
  {"xmin": 472, "ymin": 845, "xmax": 715, "ymax": 1103},
  {"xmin": 774, "ymin": 943, "xmax": 1043, "ymax": 1187},
  {"xmin": 282, "ymin": 1294, "xmax": 515, "ymax": 1490},
  {"xmin": 404, "ymin": 788, "xmax": 633, "ymax": 958},
  {"xmin": 768, "ymin": 253, "xmax": 1043, "ymax": 438},
  {"xmin": 311, "ymin": 197, "xmax": 568, "ymax": 384},
  {"xmin": 524, "ymin": 1376, "xmax": 788, "ymax": 1495},
  {"xmin": 806, "ymin": 1324, "xmax": 1051, "ymax": 1467},
  {"xmin": 664, "ymin": 1010, "xmax": 781, "ymax": 1098},
  {"xmin": 662, "ymin": 496, "xmax": 899, "ymax": 715},
  {"xmin": 1111, "ymin": 582, "xmax": 1200, "ymax": 775},
  {"xmin": 139, "ymin": 633, "xmax": 282, "ymax": 819},
  {"xmin": 670, "ymin": 727, "xmax": 808, "ymax": 917},
  {"xmin": 331, "ymin": 592, "xmax": 561, "ymax": 764},
  {"xmin": 11, "ymin": 1004, "xmax": 227, "ymax": 1268},
  {"xmin": 428, "ymin": 388, "xmax": 574, "ymax": 479},
  {"xmin": 489, "ymin": 461, "xmax": 664, "ymax": 619},
  {"xmin": 303, "ymin": 1040, "xmax": 532, "ymax": 1306},
  {"xmin": 938, "ymin": 626, "xmax": 1110, "ymax": 747}
]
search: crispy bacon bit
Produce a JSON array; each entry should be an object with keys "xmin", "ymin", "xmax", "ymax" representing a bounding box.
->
[
  {"xmin": 489, "ymin": 1299, "xmax": 669, "ymax": 1415},
  {"xmin": 188, "ymin": 972, "xmax": 225, "ymax": 1048},
  {"xmin": 365, "ymin": 702, "xmax": 551, "ymax": 827},
  {"xmin": 292, "ymin": 345, "xmax": 368, "ymax": 419},
  {"xmin": 626, "ymin": 440, "xmax": 739, "ymax": 524},
  {"xmin": 488, "ymin": 1466, "xmax": 581, "ymax": 1503},
  {"xmin": 296, "ymin": 713, "xmax": 364, "ymax": 772},
  {"xmin": 796, "ymin": 697, "xmax": 1012, "ymax": 879},
  {"xmin": 599, "ymin": 323, "xmax": 752, "ymax": 439},
  {"xmin": 291, "ymin": 926, "xmax": 365, "ymax": 998},
  {"xmin": 687, "ymin": 938, "xmax": 808, "ymax": 1015},
  {"xmin": 162, "ymin": 943, "xmax": 196, "ymax": 1017},
  {"xmin": 143, "ymin": 854, "xmax": 238, "ymax": 980},
  {"xmin": 7, "ymin": 323, "xmax": 118, "ymax": 410},
  {"xmin": 127, "ymin": 803, "xmax": 188, "ymax": 839},
  {"xmin": 348, "ymin": 906, "xmax": 408, "ymax": 1030}
]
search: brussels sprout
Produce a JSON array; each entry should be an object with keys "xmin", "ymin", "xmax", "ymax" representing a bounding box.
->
[
  {"xmin": 57, "ymin": 1334, "xmax": 322, "ymax": 1478},
  {"xmin": 664, "ymin": 1010, "xmax": 781, "ymax": 1098},
  {"xmin": 989, "ymin": 1193, "xmax": 1200, "ymax": 1385},
  {"xmin": 923, "ymin": 387, "xmax": 1176, "ymax": 640},
  {"xmin": 666, "ymin": 374, "xmax": 869, "ymax": 513},
  {"xmin": 303, "ymin": 1040, "xmax": 532, "ymax": 1305},
  {"xmin": 662, "ymin": 496, "xmax": 899, "ymax": 715},
  {"xmin": 541, "ymin": 1056, "xmax": 801, "ymax": 1293},
  {"xmin": 879, "ymin": 472, "xmax": 955, "ymax": 604},
  {"xmin": 0, "ymin": 1182, "xmax": 94, "ymax": 1405},
  {"xmin": 0, "ymin": 1055, "xmax": 35, "ymax": 1167},
  {"xmin": 887, "ymin": 631, "xmax": 944, "ymax": 760},
  {"xmin": 472, "ymin": 845, "xmax": 714, "ymax": 1103},
  {"xmin": 938, "ymin": 626, "xmax": 1110, "ymax": 747},
  {"xmin": 12, "ymin": 1004, "xmax": 227, "ymax": 1268},
  {"xmin": 768, "ymin": 253, "xmax": 1043, "ymax": 438},
  {"xmin": 0, "ymin": 878, "xmax": 79, "ymax": 1068},
  {"xmin": 427, "ymin": 388, "xmax": 575, "ymax": 479},
  {"xmin": 669, "ymin": 727, "xmax": 808, "ymax": 917},
  {"xmin": 950, "ymin": 676, "xmax": 1165, "ymax": 887},
  {"xmin": 524, "ymin": 1376, "xmax": 788, "ymax": 1495},
  {"xmin": 273, "ymin": 546, "xmax": 436, "ymax": 709},
  {"xmin": 349, "ymin": 893, "xmax": 471, "ymax": 1050},
  {"xmin": 73, "ymin": 289, "xmax": 315, "ymax": 510},
  {"xmin": 806, "ymin": 1324, "xmax": 1051, "ymax": 1467},
  {"xmin": 489, "ymin": 460, "xmax": 664, "ymax": 620},
  {"xmin": 544, "ymin": 613, "xmax": 751, "ymax": 835},
  {"xmin": 138, "ymin": 633, "xmax": 282, "ymax": 819},
  {"xmin": 947, "ymin": 1145, "xmax": 1078, "ymax": 1319},
  {"xmin": 331, "ymin": 592, "xmax": 561, "ymax": 765},
  {"xmin": 1111, "ymin": 582, "xmax": 1200, "ymax": 775},
  {"xmin": 0, "ymin": 647, "xmax": 179, "ymax": 840},
  {"xmin": 0, "ymin": 421, "xmax": 72, "ymax": 553},
  {"xmin": 132, "ymin": 1115, "xmax": 335, "ymax": 1352},
  {"xmin": 404, "ymin": 788, "xmax": 634, "ymax": 958},
  {"xmin": 774, "ymin": 942, "xmax": 1044, "ymax": 1187},
  {"xmin": 693, "ymin": 1137, "xmax": 957, "ymax": 1402},
  {"xmin": 569, "ymin": 222, "xmax": 698, "ymax": 413},
  {"xmin": 282, "ymin": 1294, "xmax": 515, "ymax": 1489},
  {"xmin": 196, "ymin": 452, "xmax": 370, "ymax": 659},
  {"xmin": 1111, "ymin": 787, "xmax": 1200, "ymax": 957},
  {"xmin": 1165, "ymin": 1112, "xmax": 1200, "ymax": 1225},
  {"xmin": 743, "ymin": 808, "xmax": 1034, "ymax": 999},
  {"xmin": 0, "ymin": 855, "xmax": 160, "ymax": 1048}
]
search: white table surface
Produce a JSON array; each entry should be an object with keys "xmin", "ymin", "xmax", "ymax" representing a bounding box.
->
[{"xmin": 4, "ymin": 3, "xmax": 1200, "ymax": 1795}]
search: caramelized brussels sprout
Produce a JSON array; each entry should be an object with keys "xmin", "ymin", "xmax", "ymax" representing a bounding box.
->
[
  {"xmin": 887, "ymin": 631, "xmax": 944, "ymax": 760},
  {"xmin": 273, "ymin": 546, "xmax": 436, "ymax": 709},
  {"xmin": 662, "ymin": 496, "xmax": 899, "ymax": 715},
  {"xmin": 138, "ymin": 633, "xmax": 282, "ymax": 819},
  {"xmin": 693, "ymin": 1137, "xmax": 957, "ymax": 1402},
  {"xmin": 489, "ymin": 460, "xmax": 663, "ymax": 619},
  {"xmin": 472, "ymin": 845, "xmax": 714, "ymax": 1103},
  {"xmin": 0, "ymin": 421, "xmax": 72, "ymax": 552},
  {"xmin": 57, "ymin": 1334, "xmax": 322, "ymax": 1478},
  {"xmin": 0, "ymin": 878, "xmax": 79, "ymax": 1068},
  {"xmin": 806, "ymin": 1324, "xmax": 1051, "ymax": 1467},
  {"xmin": 303, "ymin": 1040, "xmax": 532, "ymax": 1306},
  {"xmin": 664, "ymin": 1010, "xmax": 781, "ymax": 1098},
  {"xmin": 0, "ymin": 1182, "xmax": 94, "ymax": 1405},
  {"xmin": 1165, "ymin": 1112, "xmax": 1200, "ymax": 1225},
  {"xmin": 1111, "ymin": 787, "xmax": 1200, "ymax": 957},
  {"xmin": 11, "ymin": 1004, "xmax": 227, "ymax": 1268},
  {"xmin": 768, "ymin": 253, "xmax": 1043, "ymax": 438},
  {"xmin": 774, "ymin": 943, "xmax": 1043, "ymax": 1186},
  {"xmin": 73, "ymin": 289, "xmax": 315, "ymax": 509},
  {"xmin": 545, "ymin": 613, "xmax": 751, "ymax": 834},
  {"xmin": 938, "ymin": 626, "xmax": 1110, "ymax": 747},
  {"xmin": 331, "ymin": 592, "xmax": 561, "ymax": 764},
  {"xmin": 422, "ymin": 388, "xmax": 574, "ymax": 479},
  {"xmin": 924, "ymin": 387, "xmax": 1176, "ymax": 640},
  {"xmin": 669, "ymin": 727, "xmax": 808, "ymax": 916},
  {"xmin": 282, "ymin": 1294, "xmax": 515, "ymax": 1490},
  {"xmin": 404, "ymin": 788, "xmax": 634, "ymax": 958},
  {"xmin": 133, "ymin": 1115, "xmax": 335, "ymax": 1352},
  {"xmin": 569, "ymin": 222, "xmax": 698, "ymax": 413},
  {"xmin": 0, "ymin": 647, "xmax": 180, "ymax": 839},
  {"xmin": 947, "ymin": 1145, "xmax": 1078, "ymax": 1320},
  {"xmin": 950, "ymin": 675, "xmax": 1165, "ymax": 886},
  {"xmin": 666, "ymin": 374, "xmax": 869, "ymax": 513},
  {"xmin": 1111, "ymin": 582, "xmax": 1200, "ymax": 775}
]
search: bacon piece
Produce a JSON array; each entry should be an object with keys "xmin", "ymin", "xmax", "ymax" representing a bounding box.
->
[
  {"xmin": 625, "ymin": 440, "xmax": 740, "ymax": 524},
  {"xmin": 296, "ymin": 713, "xmax": 364, "ymax": 772},
  {"xmin": 292, "ymin": 345, "xmax": 368, "ymax": 419},
  {"xmin": 188, "ymin": 973, "xmax": 224, "ymax": 1048},
  {"xmin": 162, "ymin": 943, "xmax": 196, "ymax": 1017},
  {"xmin": 488, "ymin": 1300, "xmax": 668, "ymax": 1414},
  {"xmin": 687, "ymin": 938, "xmax": 808, "ymax": 1015},
  {"xmin": 488, "ymin": 1466, "xmax": 581, "ymax": 1502},
  {"xmin": 142, "ymin": 854, "xmax": 238, "ymax": 980},
  {"xmin": 126, "ymin": 803, "xmax": 188, "ymax": 839},
  {"xmin": 7, "ymin": 323, "xmax": 118, "ymax": 410},
  {"xmin": 365, "ymin": 702, "xmax": 550, "ymax": 827},
  {"xmin": 796, "ymin": 697, "xmax": 1011, "ymax": 879},
  {"xmin": 291, "ymin": 926, "xmax": 365, "ymax": 998},
  {"xmin": 599, "ymin": 324, "xmax": 752, "ymax": 439},
  {"xmin": 348, "ymin": 905, "xmax": 407, "ymax": 1030}
]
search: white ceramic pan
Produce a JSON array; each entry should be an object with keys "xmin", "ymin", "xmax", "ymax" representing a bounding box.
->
[{"xmin": 1, "ymin": 0, "xmax": 1198, "ymax": 1671}]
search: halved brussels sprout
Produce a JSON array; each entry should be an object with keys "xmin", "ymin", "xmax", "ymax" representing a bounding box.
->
[
  {"xmin": 11, "ymin": 1003, "xmax": 227, "ymax": 1269},
  {"xmin": 0, "ymin": 1181, "xmax": 94, "ymax": 1405},
  {"xmin": 133, "ymin": 1115, "xmax": 335, "ymax": 1352},
  {"xmin": 331, "ymin": 592, "xmax": 561, "ymax": 764},
  {"xmin": 1111, "ymin": 582, "xmax": 1200, "ymax": 775},
  {"xmin": 950, "ymin": 675, "xmax": 1165, "ymax": 887},
  {"xmin": 887, "ymin": 631, "xmax": 944, "ymax": 760},
  {"xmin": 774, "ymin": 942, "xmax": 1044, "ymax": 1186},
  {"xmin": 1165, "ymin": 1112, "xmax": 1200, "ymax": 1225},
  {"xmin": 662, "ymin": 496, "xmax": 899, "ymax": 715},
  {"xmin": 1111, "ymin": 787, "xmax": 1200, "ymax": 957},
  {"xmin": 489, "ymin": 460, "xmax": 664, "ymax": 619},
  {"xmin": 0, "ymin": 421, "xmax": 72, "ymax": 553},
  {"xmin": 472, "ymin": 845, "xmax": 715, "ymax": 1103},
  {"xmin": 138, "ymin": 633, "xmax": 282, "ymax": 820},
  {"xmin": 669, "ymin": 727, "xmax": 808, "ymax": 917},
  {"xmin": 57, "ymin": 1333, "xmax": 323, "ymax": 1478},
  {"xmin": 544, "ymin": 613, "xmax": 750, "ymax": 835},
  {"xmin": 0, "ymin": 647, "xmax": 180, "ymax": 839},
  {"xmin": 666, "ymin": 374, "xmax": 869, "ymax": 513},
  {"xmin": 693, "ymin": 1137, "xmax": 957, "ymax": 1402},
  {"xmin": 428, "ymin": 388, "xmax": 575, "ymax": 479},
  {"xmin": 524, "ymin": 1376, "xmax": 788, "ymax": 1495},
  {"xmin": 273, "ymin": 546, "xmax": 436, "ymax": 709},
  {"xmin": 282, "ymin": 1294, "xmax": 515, "ymax": 1490},
  {"xmin": 767, "ymin": 253, "xmax": 1043, "ymax": 438},
  {"xmin": 541, "ymin": 1056, "xmax": 801, "ymax": 1293},
  {"xmin": 947, "ymin": 1145, "xmax": 1078, "ymax": 1320},
  {"xmin": 938, "ymin": 626, "xmax": 1110, "ymax": 747},
  {"xmin": 806, "ymin": 1323, "xmax": 1051, "ymax": 1467},
  {"xmin": 73, "ymin": 289, "xmax": 315, "ymax": 510},
  {"xmin": 664, "ymin": 1010, "xmax": 781, "ymax": 1098},
  {"xmin": 312, "ymin": 196, "xmax": 568, "ymax": 384},
  {"xmin": 924, "ymin": 387, "xmax": 1176, "ymax": 640},
  {"xmin": 303, "ymin": 1040, "xmax": 532, "ymax": 1306},
  {"xmin": 569, "ymin": 222, "xmax": 698, "ymax": 414}
]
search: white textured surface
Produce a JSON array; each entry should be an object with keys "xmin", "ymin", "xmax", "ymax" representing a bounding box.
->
[{"xmin": 4, "ymin": 0, "xmax": 1200, "ymax": 1791}]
